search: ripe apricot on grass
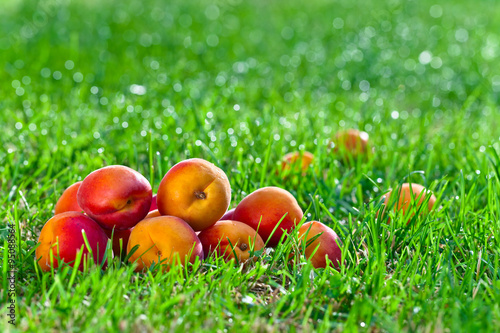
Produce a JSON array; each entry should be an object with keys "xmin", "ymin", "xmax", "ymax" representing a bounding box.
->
[
  {"xmin": 233, "ymin": 186, "xmax": 303, "ymax": 247},
  {"xmin": 220, "ymin": 208, "xmax": 235, "ymax": 221},
  {"xmin": 381, "ymin": 183, "xmax": 436, "ymax": 222},
  {"xmin": 330, "ymin": 129, "xmax": 370, "ymax": 160},
  {"xmin": 156, "ymin": 158, "xmax": 231, "ymax": 231},
  {"xmin": 281, "ymin": 151, "xmax": 314, "ymax": 174},
  {"xmin": 127, "ymin": 216, "xmax": 203, "ymax": 271},
  {"xmin": 198, "ymin": 220, "xmax": 264, "ymax": 262},
  {"xmin": 78, "ymin": 165, "xmax": 152, "ymax": 230},
  {"xmin": 145, "ymin": 209, "xmax": 161, "ymax": 219},
  {"xmin": 54, "ymin": 181, "xmax": 83, "ymax": 215},
  {"xmin": 298, "ymin": 221, "xmax": 342, "ymax": 269},
  {"xmin": 36, "ymin": 212, "xmax": 110, "ymax": 271},
  {"xmin": 150, "ymin": 194, "xmax": 158, "ymax": 211}
]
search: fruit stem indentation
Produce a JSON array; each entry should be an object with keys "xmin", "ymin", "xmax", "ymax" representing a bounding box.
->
[{"xmin": 194, "ymin": 191, "xmax": 207, "ymax": 199}]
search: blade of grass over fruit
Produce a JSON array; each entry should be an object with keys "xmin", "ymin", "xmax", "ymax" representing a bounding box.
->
[
  {"xmin": 259, "ymin": 134, "xmax": 274, "ymax": 188},
  {"xmin": 68, "ymin": 245, "xmax": 84, "ymax": 287},
  {"xmin": 156, "ymin": 150, "xmax": 163, "ymax": 184}
]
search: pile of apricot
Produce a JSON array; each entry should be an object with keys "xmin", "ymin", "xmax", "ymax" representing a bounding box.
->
[{"xmin": 36, "ymin": 129, "xmax": 436, "ymax": 272}]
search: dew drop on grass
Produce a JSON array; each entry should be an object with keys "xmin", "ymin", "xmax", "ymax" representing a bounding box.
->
[
  {"xmin": 41, "ymin": 68, "xmax": 51, "ymax": 78},
  {"xmin": 65, "ymin": 60, "xmax": 74, "ymax": 70},
  {"xmin": 206, "ymin": 34, "xmax": 219, "ymax": 47},
  {"xmin": 333, "ymin": 17, "xmax": 344, "ymax": 29},
  {"xmin": 73, "ymin": 72, "xmax": 84, "ymax": 82},
  {"xmin": 419, "ymin": 51, "xmax": 432, "ymax": 65},
  {"xmin": 16, "ymin": 87, "xmax": 24, "ymax": 96},
  {"xmin": 130, "ymin": 84, "xmax": 146, "ymax": 95}
]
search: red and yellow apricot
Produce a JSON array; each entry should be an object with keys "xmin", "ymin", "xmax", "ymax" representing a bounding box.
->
[
  {"xmin": 281, "ymin": 151, "xmax": 314, "ymax": 174},
  {"xmin": 77, "ymin": 165, "xmax": 152, "ymax": 230},
  {"xmin": 156, "ymin": 158, "xmax": 231, "ymax": 231},
  {"xmin": 381, "ymin": 183, "xmax": 436, "ymax": 222},
  {"xmin": 330, "ymin": 129, "xmax": 370, "ymax": 160},
  {"xmin": 297, "ymin": 221, "xmax": 342, "ymax": 269},
  {"xmin": 145, "ymin": 209, "xmax": 161, "ymax": 219},
  {"xmin": 36, "ymin": 212, "xmax": 110, "ymax": 271},
  {"xmin": 127, "ymin": 216, "xmax": 203, "ymax": 271},
  {"xmin": 220, "ymin": 208, "xmax": 236, "ymax": 221},
  {"xmin": 198, "ymin": 220, "xmax": 264, "ymax": 262},
  {"xmin": 233, "ymin": 187, "xmax": 303, "ymax": 247},
  {"xmin": 54, "ymin": 181, "xmax": 83, "ymax": 215},
  {"xmin": 150, "ymin": 194, "xmax": 158, "ymax": 211}
]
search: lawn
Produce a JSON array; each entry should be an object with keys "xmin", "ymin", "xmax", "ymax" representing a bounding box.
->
[{"xmin": 1, "ymin": 0, "xmax": 500, "ymax": 331}]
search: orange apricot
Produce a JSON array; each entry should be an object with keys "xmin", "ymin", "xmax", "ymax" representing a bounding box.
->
[
  {"xmin": 156, "ymin": 158, "xmax": 231, "ymax": 231},
  {"xmin": 381, "ymin": 183, "xmax": 436, "ymax": 222},
  {"xmin": 198, "ymin": 220, "xmax": 264, "ymax": 262},
  {"xmin": 127, "ymin": 216, "xmax": 203, "ymax": 271},
  {"xmin": 281, "ymin": 151, "xmax": 314, "ymax": 173},
  {"xmin": 330, "ymin": 129, "xmax": 370, "ymax": 160},
  {"xmin": 54, "ymin": 181, "xmax": 83, "ymax": 215}
]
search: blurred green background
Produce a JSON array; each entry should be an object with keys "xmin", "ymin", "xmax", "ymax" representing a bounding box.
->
[{"xmin": 1, "ymin": 0, "xmax": 499, "ymax": 181}]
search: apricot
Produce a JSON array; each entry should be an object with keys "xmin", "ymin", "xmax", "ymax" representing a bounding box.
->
[
  {"xmin": 36, "ymin": 212, "xmax": 110, "ymax": 271},
  {"xmin": 156, "ymin": 158, "xmax": 231, "ymax": 231},
  {"xmin": 220, "ymin": 208, "xmax": 235, "ymax": 221},
  {"xmin": 103, "ymin": 227, "xmax": 132, "ymax": 257},
  {"xmin": 381, "ymin": 183, "xmax": 436, "ymax": 222},
  {"xmin": 150, "ymin": 194, "xmax": 158, "ymax": 211},
  {"xmin": 198, "ymin": 220, "xmax": 264, "ymax": 263},
  {"xmin": 233, "ymin": 187, "xmax": 303, "ymax": 247},
  {"xmin": 281, "ymin": 151, "xmax": 314, "ymax": 174},
  {"xmin": 298, "ymin": 221, "xmax": 342, "ymax": 269},
  {"xmin": 145, "ymin": 209, "xmax": 161, "ymax": 219},
  {"xmin": 127, "ymin": 216, "xmax": 203, "ymax": 271},
  {"xmin": 78, "ymin": 165, "xmax": 152, "ymax": 230},
  {"xmin": 54, "ymin": 181, "xmax": 83, "ymax": 215},
  {"xmin": 330, "ymin": 129, "xmax": 370, "ymax": 160}
]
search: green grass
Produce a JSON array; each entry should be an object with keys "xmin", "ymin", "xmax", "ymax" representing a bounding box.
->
[{"xmin": 1, "ymin": 0, "xmax": 500, "ymax": 331}]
